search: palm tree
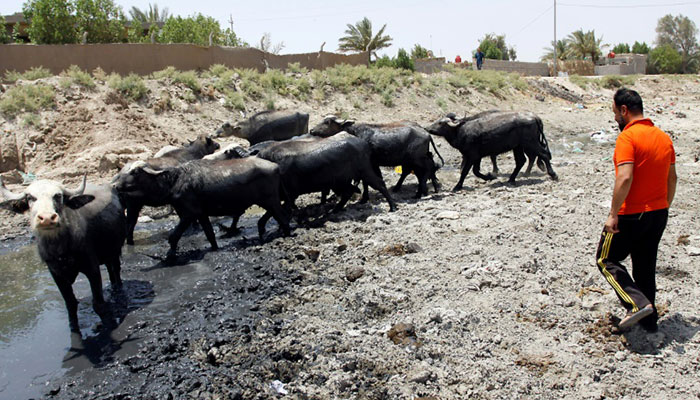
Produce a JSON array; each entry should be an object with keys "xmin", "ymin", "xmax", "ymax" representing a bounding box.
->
[
  {"xmin": 338, "ymin": 17, "xmax": 392, "ymax": 61},
  {"xmin": 541, "ymin": 39, "xmax": 570, "ymax": 62},
  {"xmin": 129, "ymin": 3, "xmax": 169, "ymax": 24},
  {"xmin": 566, "ymin": 29, "xmax": 603, "ymax": 62}
]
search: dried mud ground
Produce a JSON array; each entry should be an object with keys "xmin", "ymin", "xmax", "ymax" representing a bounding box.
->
[{"xmin": 2, "ymin": 75, "xmax": 700, "ymax": 399}]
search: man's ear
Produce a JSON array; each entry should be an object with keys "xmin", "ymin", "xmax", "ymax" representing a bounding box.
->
[{"xmin": 66, "ymin": 194, "xmax": 95, "ymax": 209}]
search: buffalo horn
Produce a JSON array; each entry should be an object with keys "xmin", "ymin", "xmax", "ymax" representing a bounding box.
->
[
  {"xmin": 0, "ymin": 177, "xmax": 26, "ymax": 202},
  {"xmin": 64, "ymin": 174, "xmax": 87, "ymax": 197}
]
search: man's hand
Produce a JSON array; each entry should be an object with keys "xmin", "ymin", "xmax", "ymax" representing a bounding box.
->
[{"xmin": 605, "ymin": 214, "xmax": 619, "ymax": 233}]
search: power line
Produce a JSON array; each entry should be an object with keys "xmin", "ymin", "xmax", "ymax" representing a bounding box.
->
[
  {"xmin": 512, "ymin": 5, "xmax": 554, "ymax": 36},
  {"xmin": 559, "ymin": 1, "xmax": 700, "ymax": 8}
]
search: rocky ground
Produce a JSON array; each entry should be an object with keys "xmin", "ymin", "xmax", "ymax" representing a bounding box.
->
[{"xmin": 1, "ymin": 72, "xmax": 700, "ymax": 399}]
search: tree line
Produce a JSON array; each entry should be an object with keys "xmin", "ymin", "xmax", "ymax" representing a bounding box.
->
[
  {"xmin": 541, "ymin": 14, "xmax": 698, "ymax": 74},
  {"xmin": 1, "ymin": 2, "xmax": 698, "ymax": 74}
]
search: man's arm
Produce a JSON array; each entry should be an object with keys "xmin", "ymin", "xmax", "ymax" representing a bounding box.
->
[
  {"xmin": 667, "ymin": 164, "xmax": 677, "ymax": 207},
  {"xmin": 605, "ymin": 163, "xmax": 634, "ymax": 233}
]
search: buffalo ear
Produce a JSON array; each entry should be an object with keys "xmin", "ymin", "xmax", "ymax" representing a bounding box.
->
[
  {"xmin": 66, "ymin": 194, "xmax": 95, "ymax": 209},
  {"xmin": 0, "ymin": 198, "xmax": 30, "ymax": 214}
]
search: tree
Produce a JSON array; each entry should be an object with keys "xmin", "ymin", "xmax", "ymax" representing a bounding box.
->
[
  {"xmin": 0, "ymin": 16, "xmax": 11, "ymax": 44},
  {"xmin": 256, "ymin": 32, "xmax": 284, "ymax": 54},
  {"xmin": 541, "ymin": 39, "xmax": 569, "ymax": 62},
  {"xmin": 655, "ymin": 14, "xmax": 699, "ymax": 73},
  {"xmin": 411, "ymin": 44, "xmax": 430, "ymax": 59},
  {"xmin": 338, "ymin": 17, "xmax": 392, "ymax": 61},
  {"xmin": 631, "ymin": 41, "xmax": 650, "ymax": 54},
  {"xmin": 160, "ymin": 14, "xmax": 223, "ymax": 46},
  {"xmin": 394, "ymin": 48, "xmax": 414, "ymax": 70},
  {"xmin": 478, "ymin": 33, "xmax": 516, "ymax": 60},
  {"xmin": 22, "ymin": 0, "xmax": 77, "ymax": 44},
  {"xmin": 648, "ymin": 44, "xmax": 683, "ymax": 74},
  {"xmin": 74, "ymin": 0, "xmax": 126, "ymax": 43},
  {"xmin": 566, "ymin": 29, "xmax": 603, "ymax": 62},
  {"xmin": 612, "ymin": 43, "xmax": 630, "ymax": 54},
  {"xmin": 129, "ymin": 3, "xmax": 169, "ymax": 24}
]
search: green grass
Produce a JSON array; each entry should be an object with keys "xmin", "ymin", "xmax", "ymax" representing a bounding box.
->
[
  {"xmin": 0, "ymin": 84, "xmax": 55, "ymax": 117},
  {"xmin": 4, "ymin": 67, "xmax": 52, "ymax": 83},
  {"xmin": 441, "ymin": 66, "xmax": 527, "ymax": 94},
  {"xmin": 152, "ymin": 67, "xmax": 201, "ymax": 92},
  {"xmin": 60, "ymin": 65, "xmax": 96, "ymax": 89},
  {"xmin": 569, "ymin": 74, "xmax": 591, "ymax": 89},
  {"xmin": 108, "ymin": 73, "xmax": 148, "ymax": 101},
  {"xmin": 436, "ymin": 97, "xmax": 448, "ymax": 112},
  {"xmin": 287, "ymin": 62, "xmax": 308, "ymax": 74}
]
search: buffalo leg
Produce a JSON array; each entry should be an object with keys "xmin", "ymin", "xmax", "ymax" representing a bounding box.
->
[
  {"xmin": 360, "ymin": 168, "xmax": 397, "ymax": 212},
  {"xmin": 535, "ymin": 149, "xmax": 558, "ymax": 180},
  {"xmin": 257, "ymin": 201, "xmax": 290, "ymax": 239},
  {"xmin": 454, "ymin": 158, "xmax": 473, "ymax": 191},
  {"xmin": 393, "ymin": 167, "xmax": 410, "ymax": 192},
  {"xmin": 472, "ymin": 157, "xmax": 496, "ymax": 181},
  {"xmin": 106, "ymin": 257, "xmax": 122, "ymax": 289},
  {"xmin": 50, "ymin": 269, "xmax": 81, "ymax": 332},
  {"xmin": 508, "ymin": 147, "xmax": 527, "ymax": 183},
  {"xmin": 361, "ymin": 164, "xmax": 383, "ymax": 203},
  {"xmin": 198, "ymin": 216, "xmax": 218, "ymax": 251},
  {"xmin": 413, "ymin": 167, "xmax": 429, "ymax": 198},
  {"xmin": 84, "ymin": 266, "xmax": 116, "ymax": 329},
  {"xmin": 125, "ymin": 202, "xmax": 143, "ymax": 245},
  {"xmin": 490, "ymin": 155, "xmax": 499, "ymax": 175},
  {"xmin": 167, "ymin": 216, "xmax": 194, "ymax": 260}
]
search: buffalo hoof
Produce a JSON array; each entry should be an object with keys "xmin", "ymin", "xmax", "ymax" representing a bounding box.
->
[
  {"xmin": 484, "ymin": 173, "xmax": 497, "ymax": 181},
  {"xmin": 507, "ymin": 180, "xmax": 518, "ymax": 187},
  {"xmin": 210, "ymin": 244, "xmax": 219, "ymax": 251},
  {"xmin": 218, "ymin": 223, "xmax": 241, "ymax": 237},
  {"xmin": 550, "ymin": 173, "xmax": 559, "ymax": 181},
  {"xmin": 165, "ymin": 251, "xmax": 178, "ymax": 265},
  {"xmin": 452, "ymin": 185, "xmax": 463, "ymax": 192}
]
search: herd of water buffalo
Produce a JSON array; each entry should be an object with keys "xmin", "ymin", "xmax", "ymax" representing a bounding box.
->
[{"xmin": 0, "ymin": 109, "xmax": 558, "ymax": 333}]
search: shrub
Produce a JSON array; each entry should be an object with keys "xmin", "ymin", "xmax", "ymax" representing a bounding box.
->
[
  {"xmin": 569, "ymin": 74, "xmax": 591, "ymax": 89},
  {"xmin": 287, "ymin": 62, "xmax": 308, "ymax": 74},
  {"xmin": 260, "ymin": 69, "xmax": 290, "ymax": 95},
  {"xmin": 380, "ymin": 89, "xmax": 394, "ymax": 107},
  {"xmin": 0, "ymin": 84, "xmax": 56, "ymax": 117},
  {"xmin": 22, "ymin": 0, "xmax": 77, "ymax": 44},
  {"xmin": 224, "ymin": 90, "xmax": 246, "ymax": 111},
  {"xmin": 61, "ymin": 65, "xmax": 96, "ymax": 88},
  {"xmin": 73, "ymin": 0, "xmax": 126, "ymax": 43},
  {"xmin": 205, "ymin": 64, "xmax": 233, "ymax": 78},
  {"xmin": 173, "ymin": 70, "xmax": 201, "ymax": 92},
  {"xmin": 151, "ymin": 66, "xmax": 178, "ymax": 80},
  {"xmin": 374, "ymin": 55, "xmax": 394, "ymax": 69},
  {"xmin": 92, "ymin": 67, "xmax": 108, "ymax": 81},
  {"xmin": 160, "ymin": 14, "xmax": 222, "ymax": 46},
  {"xmin": 21, "ymin": 113, "xmax": 41, "ymax": 127},
  {"xmin": 108, "ymin": 73, "xmax": 148, "ymax": 101},
  {"xmin": 436, "ymin": 97, "xmax": 447, "ymax": 111},
  {"xmin": 4, "ymin": 67, "xmax": 53, "ymax": 83},
  {"xmin": 600, "ymin": 75, "xmax": 637, "ymax": 89},
  {"xmin": 0, "ymin": 16, "xmax": 11, "ymax": 44},
  {"xmin": 264, "ymin": 94, "xmax": 275, "ymax": 110}
]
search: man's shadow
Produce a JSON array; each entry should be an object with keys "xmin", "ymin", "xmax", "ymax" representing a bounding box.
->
[
  {"xmin": 62, "ymin": 279, "xmax": 155, "ymax": 369},
  {"xmin": 623, "ymin": 313, "xmax": 700, "ymax": 355}
]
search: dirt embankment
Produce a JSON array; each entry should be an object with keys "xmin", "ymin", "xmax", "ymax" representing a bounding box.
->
[{"xmin": 2, "ymin": 72, "xmax": 700, "ymax": 399}]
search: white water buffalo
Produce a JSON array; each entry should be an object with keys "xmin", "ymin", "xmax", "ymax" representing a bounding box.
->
[
  {"xmin": 113, "ymin": 135, "xmax": 220, "ymax": 245},
  {"xmin": 426, "ymin": 111, "xmax": 557, "ymax": 190},
  {"xmin": 310, "ymin": 116, "xmax": 444, "ymax": 199},
  {"xmin": 215, "ymin": 110, "xmax": 309, "ymax": 145},
  {"xmin": 0, "ymin": 176, "xmax": 126, "ymax": 333}
]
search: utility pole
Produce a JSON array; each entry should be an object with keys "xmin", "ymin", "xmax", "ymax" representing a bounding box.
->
[{"xmin": 553, "ymin": 0, "xmax": 557, "ymax": 77}]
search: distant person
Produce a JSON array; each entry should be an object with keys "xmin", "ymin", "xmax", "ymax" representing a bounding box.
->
[
  {"xmin": 595, "ymin": 88, "xmax": 677, "ymax": 332},
  {"xmin": 455, "ymin": 55, "xmax": 462, "ymax": 63},
  {"xmin": 474, "ymin": 47, "xmax": 485, "ymax": 70}
]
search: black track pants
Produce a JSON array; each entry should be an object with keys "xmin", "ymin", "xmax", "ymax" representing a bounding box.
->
[{"xmin": 595, "ymin": 208, "xmax": 668, "ymax": 324}]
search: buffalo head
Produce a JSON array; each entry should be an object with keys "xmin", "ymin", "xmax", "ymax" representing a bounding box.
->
[
  {"xmin": 203, "ymin": 143, "xmax": 249, "ymax": 161},
  {"xmin": 0, "ymin": 175, "xmax": 93, "ymax": 235},
  {"xmin": 425, "ymin": 114, "xmax": 464, "ymax": 137},
  {"xmin": 309, "ymin": 115, "xmax": 355, "ymax": 137},
  {"xmin": 215, "ymin": 121, "xmax": 244, "ymax": 138},
  {"xmin": 188, "ymin": 134, "xmax": 220, "ymax": 153}
]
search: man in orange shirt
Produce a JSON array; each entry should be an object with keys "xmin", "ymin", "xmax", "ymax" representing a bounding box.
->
[{"xmin": 596, "ymin": 88, "xmax": 677, "ymax": 332}]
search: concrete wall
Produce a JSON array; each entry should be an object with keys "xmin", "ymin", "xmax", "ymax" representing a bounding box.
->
[
  {"xmin": 0, "ymin": 44, "xmax": 369, "ymax": 76},
  {"xmin": 415, "ymin": 57, "xmax": 446, "ymax": 74},
  {"xmin": 478, "ymin": 59, "xmax": 549, "ymax": 76},
  {"xmin": 595, "ymin": 53, "xmax": 647, "ymax": 75}
]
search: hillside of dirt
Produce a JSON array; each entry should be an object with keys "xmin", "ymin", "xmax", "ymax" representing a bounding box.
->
[{"xmin": 1, "ymin": 69, "xmax": 700, "ymax": 399}]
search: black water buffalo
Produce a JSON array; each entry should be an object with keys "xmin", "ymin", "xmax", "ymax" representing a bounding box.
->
[
  {"xmin": 0, "ymin": 177, "xmax": 126, "ymax": 333},
  {"xmin": 215, "ymin": 110, "xmax": 309, "ymax": 145},
  {"xmin": 426, "ymin": 111, "xmax": 557, "ymax": 190},
  {"xmin": 113, "ymin": 135, "xmax": 220, "ymax": 245},
  {"xmin": 202, "ymin": 143, "xmax": 249, "ymax": 161},
  {"xmin": 309, "ymin": 116, "xmax": 444, "ymax": 199},
  {"xmin": 446, "ymin": 111, "xmax": 546, "ymax": 176},
  {"xmin": 256, "ymin": 132, "xmax": 397, "ymax": 213},
  {"xmin": 113, "ymin": 157, "xmax": 290, "ymax": 260}
]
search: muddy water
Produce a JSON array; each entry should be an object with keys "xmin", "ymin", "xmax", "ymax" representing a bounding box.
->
[{"xmin": 0, "ymin": 214, "xmax": 263, "ymax": 400}]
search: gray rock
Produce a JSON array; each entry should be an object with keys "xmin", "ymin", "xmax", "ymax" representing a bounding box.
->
[
  {"xmin": 408, "ymin": 368, "xmax": 432, "ymax": 384},
  {"xmin": 346, "ymin": 266, "xmax": 365, "ymax": 282}
]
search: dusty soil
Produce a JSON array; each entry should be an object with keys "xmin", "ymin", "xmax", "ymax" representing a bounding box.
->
[{"xmin": 2, "ymin": 72, "xmax": 700, "ymax": 399}]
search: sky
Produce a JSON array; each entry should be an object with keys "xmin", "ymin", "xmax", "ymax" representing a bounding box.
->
[{"xmin": 2, "ymin": 0, "xmax": 700, "ymax": 62}]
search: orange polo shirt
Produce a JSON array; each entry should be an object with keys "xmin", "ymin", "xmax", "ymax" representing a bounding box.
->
[{"xmin": 613, "ymin": 118, "xmax": 675, "ymax": 215}]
